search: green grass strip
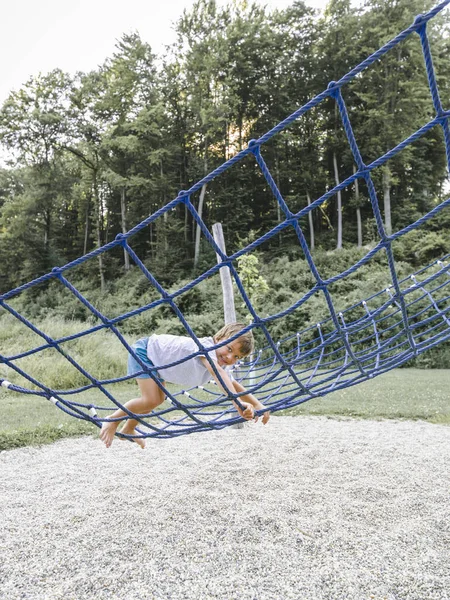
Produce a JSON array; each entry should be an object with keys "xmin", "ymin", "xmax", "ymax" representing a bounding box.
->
[{"xmin": 0, "ymin": 369, "xmax": 448, "ymax": 451}]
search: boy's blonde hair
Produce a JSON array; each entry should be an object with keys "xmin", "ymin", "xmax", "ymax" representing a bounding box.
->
[{"xmin": 214, "ymin": 322, "xmax": 255, "ymax": 357}]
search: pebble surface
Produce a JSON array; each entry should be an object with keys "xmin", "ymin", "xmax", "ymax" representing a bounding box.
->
[{"xmin": 1, "ymin": 416, "xmax": 449, "ymax": 600}]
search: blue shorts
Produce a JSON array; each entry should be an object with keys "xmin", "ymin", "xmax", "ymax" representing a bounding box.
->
[{"xmin": 127, "ymin": 337, "xmax": 163, "ymax": 382}]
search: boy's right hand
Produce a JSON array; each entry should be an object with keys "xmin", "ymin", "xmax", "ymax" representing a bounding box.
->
[{"xmin": 237, "ymin": 402, "xmax": 254, "ymax": 420}]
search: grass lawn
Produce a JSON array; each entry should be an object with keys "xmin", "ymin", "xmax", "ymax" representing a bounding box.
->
[
  {"xmin": 0, "ymin": 368, "xmax": 449, "ymax": 451},
  {"xmin": 282, "ymin": 368, "xmax": 450, "ymax": 422}
]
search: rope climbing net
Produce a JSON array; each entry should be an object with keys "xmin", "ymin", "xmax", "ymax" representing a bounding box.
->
[{"xmin": 1, "ymin": 1, "xmax": 450, "ymax": 439}]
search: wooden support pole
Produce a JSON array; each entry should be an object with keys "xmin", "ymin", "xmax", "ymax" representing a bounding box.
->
[
  {"xmin": 212, "ymin": 222, "xmax": 243, "ymax": 429},
  {"xmin": 212, "ymin": 223, "xmax": 236, "ymax": 325}
]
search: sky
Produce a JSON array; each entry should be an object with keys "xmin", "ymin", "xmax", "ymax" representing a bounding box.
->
[{"xmin": 0, "ymin": 0, "xmax": 329, "ymax": 105}]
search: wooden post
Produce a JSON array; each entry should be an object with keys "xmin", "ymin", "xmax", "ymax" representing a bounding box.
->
[
  {"xmin": 212, "ymin": 223, "xmax": 236, "ymax": 324},
  {"xmin": 212, "ymin": 223, "xmax": 243, "ymax": 429}
]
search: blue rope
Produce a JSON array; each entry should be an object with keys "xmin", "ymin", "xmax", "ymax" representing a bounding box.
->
[{"xmin": 1, "ymin": 2, "xmax": 450, "ymax": 440}]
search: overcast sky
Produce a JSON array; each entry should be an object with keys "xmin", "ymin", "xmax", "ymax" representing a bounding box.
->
[{"xmin": 0, "ymin": 0, "xmax": 330, "ymax": 105}]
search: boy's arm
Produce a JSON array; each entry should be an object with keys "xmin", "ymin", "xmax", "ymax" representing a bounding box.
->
[
  {"xmin": 200, "ymin": 358, "xmax": 254, "ymax": 420},
  {"xmin": 232, "ymin": 379, "xmax": 270, "ymax": 424}
]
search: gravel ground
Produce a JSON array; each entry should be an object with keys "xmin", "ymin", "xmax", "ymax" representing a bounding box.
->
[{"xmin": 1, "ymin": 416, "xmax": 449, "ymax": 600}]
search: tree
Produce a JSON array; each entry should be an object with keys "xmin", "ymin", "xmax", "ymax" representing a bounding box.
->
[
  {"xmin": 316, "ymin": 0, "xmax": 363, "ymax": 249},
  {"xmin": 99, "ymin": 33, "xmax": 160, "ymax": 272},
  {"xmin": 353, "ymin": 0, "xmax": 447, "ymax": 236},
  {"xmin": 0, "ymin": 71, "xmax": 74, "ymax": 284}
]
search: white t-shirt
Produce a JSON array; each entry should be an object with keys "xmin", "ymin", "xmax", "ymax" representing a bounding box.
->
[{"xmin": 146, "ymin": 334, "xmax": 218, "ymax": 386}]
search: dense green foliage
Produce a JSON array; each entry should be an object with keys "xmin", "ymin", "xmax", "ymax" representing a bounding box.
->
[{"xmin": 0, "ymin": 0, "xmax": 449, "ymax": 293}]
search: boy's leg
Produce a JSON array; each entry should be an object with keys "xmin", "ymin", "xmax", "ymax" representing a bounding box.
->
[
  {"xmin": 100, "ymin": 378, "xmax": 165, "ymax": 448},
  {"xmin": 119, "ymin": 378, "xmax": 165, "ymax": 448}
]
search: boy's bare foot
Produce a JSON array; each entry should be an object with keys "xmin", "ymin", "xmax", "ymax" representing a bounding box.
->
[
  {"xmin": 100, "ymin": 420, "xmax": 118, "ymax": 448},
  {"xmin": 119, "ymin": 424, "xmax": 146, "ymax": 449}
]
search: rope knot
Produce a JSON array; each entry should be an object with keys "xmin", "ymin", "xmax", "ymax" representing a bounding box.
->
[{"xmin": 327, "ymin": 80, "xmax": 339, "ymax": 96}]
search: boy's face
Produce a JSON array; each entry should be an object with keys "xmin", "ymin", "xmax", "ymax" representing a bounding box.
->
[{"xmin": 215, "ymin": 338, "xmax": 245, "ymax": 368}]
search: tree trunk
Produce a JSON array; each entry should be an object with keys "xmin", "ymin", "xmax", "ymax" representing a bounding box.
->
[
  {"xmin": 84, "ymin": 194, "xmax": 90, "ymax": 256},
  {"xmin": 121, "ymin": 187, "xmax": 130, "ymax": 271},
  {"xmin": 382, "ymin": 167, "xmax": 392, "ymax": 236},
  {"xmin": 44, "ymin": 210, "xmax": 50, "ymax": 249},
  {"xmin": 149, "ymin": 222, "xmax": 154, "ymax": 259},
  {"xmin": 185, "ymin": 203, "xmax": 189, "ymax": 246},
  {"xmin": 275, "ymin": 152, "xmax": 282, "ymax": 246},
  {"xmin": 306, "ymin": 191, "xmax": 315, "ymax": 251},
  {"xmin": 194, "ymin": 183, "xmax": 207, "ymax": 269},
  {"xmin": 194, "ymin": 144, "xmax": 208, "ymax": 269},
  {"xmin": 160, "ymin": 160, "xmax": 168, "ymax": 268},
  {"xmin": 333, "ymin": 152, "xmax": 342, "ymax": 250},
  {"xmin": 93, "ymin": 175, "xmax": 106, "ymax": 293},
  {"xmin": 354, "ymin": 165, "xmax": 362, "ymax": 248},
  {"xmin": 224, "ymin": 119, "xmax": 228, "ymax": 161},
  {"xmin": 356, "ymin": 207, "xmax": 362, "ymax": 248},
  {"xmin": 163, "ymin": 212, "xmax": 168, "ymax": 269}
]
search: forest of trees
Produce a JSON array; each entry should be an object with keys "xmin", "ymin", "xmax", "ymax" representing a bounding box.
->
[{"xmin": 0, "ymin": 0, "xmax": 449, "ymax": 295}]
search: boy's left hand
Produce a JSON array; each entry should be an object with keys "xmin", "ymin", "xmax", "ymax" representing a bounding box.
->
[
  {"xmin": 255, "ymin": 411, "xmax": 270, "ymax": 425},
  {"xmin": 254, "ymin": 403, "xmax": 270, "ymax": 424}
]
